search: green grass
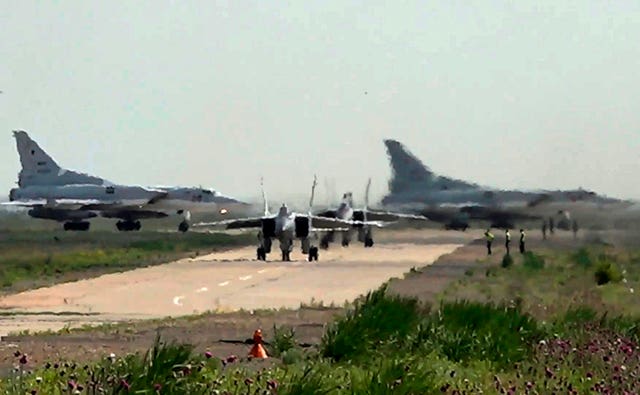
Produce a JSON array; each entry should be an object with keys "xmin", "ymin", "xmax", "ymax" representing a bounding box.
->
[{"xmin": 0, "ymin": 230, "xmax": 253, "ymax": 292}]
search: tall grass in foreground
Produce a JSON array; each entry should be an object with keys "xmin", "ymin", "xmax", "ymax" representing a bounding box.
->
[{"xmin": 4, "ymin": 278, "xmax": 640, "ymax": 393}]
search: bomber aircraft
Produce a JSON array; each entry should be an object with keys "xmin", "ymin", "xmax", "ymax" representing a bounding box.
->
[
  {"xmin": 3, "ymin": 130, "xmax": 248, "ymax": 232},
  {"xmin": 380, "ymin": 139, "xmax": 627, "ymax": 230}
]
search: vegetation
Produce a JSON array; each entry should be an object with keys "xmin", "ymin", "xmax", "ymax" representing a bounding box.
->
[
  {"xmin": 0, "ymin": 230, "xmax": 253, "ymax": 291},
  {"xmin": 2, "ymin": 246, "xmax": 640, "ymax": 394}
]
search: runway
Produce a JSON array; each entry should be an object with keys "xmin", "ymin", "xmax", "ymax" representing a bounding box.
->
[{"xmin": 0, "ymin": 240, "xmax": 462, "ymax": 336}]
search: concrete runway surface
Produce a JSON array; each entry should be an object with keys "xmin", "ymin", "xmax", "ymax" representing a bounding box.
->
[{"xmin": 0, "ymin": 241, "xmax": 461, "ymax": 336}]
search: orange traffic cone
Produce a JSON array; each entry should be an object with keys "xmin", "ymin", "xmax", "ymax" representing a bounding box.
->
[{"xmin": 248, "ymin": 329, "xmax": 268, "ymax": 359}]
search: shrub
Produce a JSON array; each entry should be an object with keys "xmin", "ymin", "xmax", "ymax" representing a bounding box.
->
[
  {"xmin": 522, "ymin": 252, "xmax": 545, "ymax": 270},
  {"xmin": 501, "ymin": 254, "xmax": 514, "ymax": 268},
  {"xmin": 572, "ymin": 248, "xmax": 593, "ymax": 268},
  {"xmin": 272, "ymin": 324, "xmax": 297, "ymax": 358},
  {"xmin": 321, "ymin": 285, "xmax": 423, "ymax": 362},
  {"xmin": 594, "ymin": 260, "xmax": 622, "ymax": 285}
]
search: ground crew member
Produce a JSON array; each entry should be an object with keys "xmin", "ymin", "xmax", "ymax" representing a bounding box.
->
[
  {"xmin": 519, "ymin": 229, "xmax": 526, "ymax": 254},
  {"xmin": 541, "ymin": 221, "xmax": 547, "ymax": 240},
  {"xmin": 572, "ymin": 220, "xmax": 579, "ymax": 239},
  {"xmin": 505, "ymin": 229, "xmax": 511, "ymax": 254},
  {"xmin": 484, "ymin": 228, "xmax": 494, "ymax": 255},
  {"xmin": 548, "ymin": 218, "xmax": 555, "ymax": 235}
]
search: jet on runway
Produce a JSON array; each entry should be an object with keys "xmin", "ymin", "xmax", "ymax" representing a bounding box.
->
[
  {"xmin": 193, "ymin": 177, "xmax": 380, "ymax": 261},
  {"xmin": 380, "ymin": 139, "xmax": 626, "ymax": 230},
  {"xmin": 314, "ymin": 178, "xmax": 430, "ymax": 248},
  {"xmin": 3, "ymin": 131, "xmax": 248, "ymax": 232}
]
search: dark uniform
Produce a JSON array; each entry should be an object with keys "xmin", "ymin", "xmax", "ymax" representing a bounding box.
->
[
  {"xmin": 541, "ymin": 221, "xmax": 547, "ymax": 240},
  {"xmin": 519, "ymin": 229, "xmax": 526, "ymax": 254}
]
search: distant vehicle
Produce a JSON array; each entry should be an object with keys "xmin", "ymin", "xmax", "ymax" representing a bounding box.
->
[
  {"xmin": 380, "ymin": 139, "xmax": 626, "ymax": 230},
  {"xmin": 193, "ymin": 177, "xmax": 380, "ymax": 261},
  {"xmin": 314, "ymin": 178, "xmax": 430, "ymax": 248},
  {"xmin": 3, "ymin": 130, "xmax": 249, "ymax": 232}
]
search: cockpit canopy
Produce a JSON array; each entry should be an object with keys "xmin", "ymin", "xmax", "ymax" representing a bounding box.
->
[{"xmin": 278, "ymin": 204, "xmax": 289, "ymax": 216}]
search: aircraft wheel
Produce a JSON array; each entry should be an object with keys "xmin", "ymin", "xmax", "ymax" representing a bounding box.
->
[
  {"xmin": 135, "ymin": 221, "xmax": 141, "ymax": 231},
  {"xmin": 257, "ymin": 247, "xmax": 266, "ymax": 261},
  {"xmin": 178, "ymin": 221, "xmax": 189, "ymax": 233},
  {"xmin": 341, "ymin": 239, "xmax": 349, "ymax": 247},
  {"xmin": 308, "ymin": 246, "xmax": 319, "ymax": 261},
  {"xmin": 364, "ymin": 237, "xmax": 374, "ymax": 248},
  {"xmin": 282, "ymin": 251, "xmax": 291, "ymax": 262},
  {"xmin": 264, "ymin": 238, "xmax": 272, "ymax": 254}
]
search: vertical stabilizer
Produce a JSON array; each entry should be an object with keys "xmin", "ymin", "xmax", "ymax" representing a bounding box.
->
[
  {"xmin": 383, "ymin": 139, "xmax": 477, "ymax": 194},
  {"xmin": 260, "ymin": 176, "xmax": 270, "ymax": 216},
  {"xmin": 383, "ymin": 139, "xmax": 435, "ymax": 194},
  {"xmin": 13, "ymin": 130, "xmax": 109, "ymax": 187}
]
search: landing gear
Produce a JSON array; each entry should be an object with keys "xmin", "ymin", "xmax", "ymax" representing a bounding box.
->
[
  {"xmin": 116, "ymin": 220, "xmax": 141, "ymax": 231},
  {"xmin": 320, "ymin": 233, "xmax": 332, "ymax": 249},
  {"xmin": 363, "ymin": 228, "xmax": 374, "ymax": 248},
  {"xmin": 178, "ymin": 221, "xmax": 189, "ymax": 233},
  {"xmin": 177, "ymin": 210, "xmax": 191, "ymax": 233},
  {"xmin": 264, "ymin": 238, "xmax": 272, "ymax": 254},
  {"xmin": 301, "ymin": 237, "xmax": 310, "ymax": 255},
  {"xmin": 341, "ymin": 231, "xmax": 351, "ymax": 247},
  {"xmin": 63, "ymin": 221, "xmax": 90, "ymax": 231},
  {"xmin": 257, "ymin": 247, "xmax": 266, "ymax": 261},
  {"xmin": 308, "ymin": 246, "xmax": 319, "ymax": 261},
  {"xmin": 280, "ymin": 238, "xmax": 293, "ymax": 262}
]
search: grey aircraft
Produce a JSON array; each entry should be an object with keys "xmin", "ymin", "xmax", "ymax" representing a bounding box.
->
[
  {"xmin": 193, "ymin": 177, "xmax": 379, "ymax": 261},
  {"xmin": 3, "ymin": 130, "xmax": 249, "ymax": 232},
  {"xmin": 381, "ymin": 139, "xmax": 627, "ymax": 230},
  {"xmin": 315, "ymin": 178, "xmax": 431, "ymax": 248}
]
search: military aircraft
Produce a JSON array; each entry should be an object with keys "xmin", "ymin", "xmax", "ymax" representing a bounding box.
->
[
  {"xmin": 380, "ymin": 139, "xmax": 626, "ymax": 230},
  {"xmin": 193, "ymin": 176, "xmax": 380, "ymax": 261},
  {"xmin": 3, "ymin": 130, "xmax": 249, "ymax": 232},
  {"xmin": 314, "ymin": 178, "xmax": 431, "ymax": 248}
]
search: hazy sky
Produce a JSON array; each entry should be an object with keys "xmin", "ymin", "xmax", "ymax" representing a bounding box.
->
[{"xmin": 1, "ymin": 1, "xmax": 639, "ymax": 207}]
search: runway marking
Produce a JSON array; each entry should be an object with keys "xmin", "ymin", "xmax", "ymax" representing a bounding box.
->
[
  {"xmin": 218, "ymin": 281, "xmax": 230, "ymax": 287},
  {"xmin": 195, "ymin": 287, "xmax": 208, "ymax": 293},
  {"xmin": 257, "ymin": 269, "xmax": 268, "ymax": 274},
  {"xmin": 173, "ymin": 296, "xmax": 184, "ymax": 306},
  {"xmin": 239, "ymin": 275, "xmax": 252, "ymax": 281}
]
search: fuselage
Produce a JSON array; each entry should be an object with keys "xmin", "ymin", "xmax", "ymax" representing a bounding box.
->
[
  {"xmin": 274, "ymin": 205, "xmax": 296, "ymax": 237},
  {"xmin": 9, "ymin": 184, "xmax": 165, "ymax": 207},
  {"xmin": 381, "ymin": 187, "xmax": 618, "ymax": 209}
]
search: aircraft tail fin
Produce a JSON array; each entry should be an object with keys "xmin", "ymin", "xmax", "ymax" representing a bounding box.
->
[
  {"xmin": 383, "ymin": 139, "xmax": 477, "ymax": 194},
  {"xmin": 341, "ymin": 192, "xmax": 354, "ymax": 208},
  {"xmin": 383, "ymin": 139, "xmax": 436, "ymax": 194},
  {"xmin": 260, "ymin": 177, "xmax": 270, "ymax": 216},
  {"xmin": 13, "ymin": 130, "xmax": 109, "ymax": 187}
]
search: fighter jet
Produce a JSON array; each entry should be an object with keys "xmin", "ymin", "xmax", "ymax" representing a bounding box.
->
[
  {"xmin": 314, "ymin": 178, "xmax": 430, "ymax": 248},
  {"xmin": 193, "ymin": 176, "xmax": 379, "ymax": 261},
  {"xmin": 381, "ymin": 139, "xmax": 625, "ymax": 230},
  {"xmin": 3, "ymin": 130, "xmax": 249, "ymax": 232}
]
